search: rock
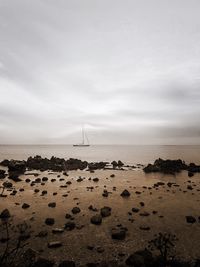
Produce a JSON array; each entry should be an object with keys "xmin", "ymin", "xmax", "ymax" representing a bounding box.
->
[
  {"xmin": 100, "ymin": 206, "xmax": 112, "ymax": 217},
  {"xmin": 186, "ymin": 216, "xmax": 196, "ymax": 223},
  {"xmin": 22, "ymin": 203, "xmax": 30, "ymax": 209},
  {"xmin": 3, "ymin": 181, "xmax": 13, "ymax": 188},
  {"xmin": 65, "ymin": 213, "xmax": 72, "ymax": 219},
  {"xmin": 45, "ymin": 218, "xmax": 55, "ymax": 225},
  {"xmin": 143, "ymin": 158, "xmax": 187, "ymax": 174},
  {"xmin": 102, "ymin": 190, "xmax": 109, "ymax": 197},
  {"xmin": 111, "ymin": 227, "xmax": 126, "ymax": 240},
  {"xmin": 139, "ymin": 226, "xmax": 150, "ymax": 231},
  {"xmin": 93, "ymin": 177, "xmax": 99, "ymax": 182},
  {"xmin": 188, "ymin": 171, "xmax": 194, "ymax": 177},
  {"xmin": 71, "ymin": 207, "xmax": 81, "ymax": 214},
  {"xmin": 48, "ymin": 202, "xmax": 56, "ymax": 208},
  {"xmin": 90, "ymin": 214, "xmax": 102, "ymax": 225},
  {"xmin": 0, "ymin": 209, "xmax": 11, "ymax": 219},
  {"xmin": 120, "ymin": 189, "xmax": 130, "ymax": 197},
  {"xmin": 33, "ymin": 257, "xmax": 54, "ymax": 267},
  {"xmin": 25, "ymin": 178, "xmax": 31, "ymax": 183},
  {"xmin": 42, "ymin": 190, "xmax": 48, "ymax": 195},
  {"xmin": 125, "ymin": 249, "xmax": 153, "ymax": 267},
  {"xmin": 88, "ymin": 205, "xmax": 98, "ymax": 212},
  {"xmin": 52, "ymin": 228, "xmax": 64, "ymax": 234},
  {"xmin": 34, "ymin": 189, "xmax": 40, "ymax": 193},
  {"xmin": 139, "ymin": 202, "xmax": 145, "ymax": 207},
  {"xmin": 42, "ymin": 177, "xmax": 48, "ymax": 181},
  {"xmin": 187, "ymin": 185, "xmax": 193, "ymax": 190},
  {"xmin": 65, "ymin": 221, "xmax": 76, "ymax": 231},
  {"xmin": 0, "ymin": 170, "xmax": 6, "ymax": 179},
  {"xmin": 132, "ymin": 208, "xmax": 140, "ymax": 213},
  {"xmin": 58, "ymin": 261, "xmax": 76, "ymax": 267},
  {"xmin": 139, "ymin": 212, "xmax": 150, "ymax": 217},
  {"xmin": 48, "ymin": 241, "xmax": 62, "ymax": 248}
]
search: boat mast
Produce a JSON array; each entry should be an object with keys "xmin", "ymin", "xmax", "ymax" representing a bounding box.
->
[{"xmin": 82, "ymin": 126, "xmax": 84, "ymax": 144}]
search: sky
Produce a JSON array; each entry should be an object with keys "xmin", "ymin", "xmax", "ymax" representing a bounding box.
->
[{"xmin": 0, "ymin": 0, "xmax": 200, "ymax": 145}]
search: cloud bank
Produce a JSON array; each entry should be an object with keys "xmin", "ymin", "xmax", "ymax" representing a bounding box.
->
[{"xmin": 0, "ymin": 0, "xmax": 200, "ymax": 144}]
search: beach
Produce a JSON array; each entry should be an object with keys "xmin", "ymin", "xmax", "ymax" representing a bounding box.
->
[{"xmin": 0, "ymin": 146, "xmax": 200, "ymax": 266}]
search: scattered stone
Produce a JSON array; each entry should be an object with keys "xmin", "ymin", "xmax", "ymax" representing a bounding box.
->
[
  {"xmin": 111, "ymin": 227, "xmax": 126, "ymax": 240},
  {"xmin": 65, "ymin": 221, "xmax": 76, "ymax": 231},
  {"xmin": 45, "ymin": 218, "xmax": 55, "ymax": 225},
  {"xmin": 48, "ymin": 202, "xmax": 56, "ymax": 208},
  {"xmin": 72, "ymin": 207, "xmax": 81, "ymax": 214},
  {"xmin": 186, "ymin": 216, "xmax": 196, "ymax": 224},
  {"xmin": 120, "ymin": 189, "xmax": 130, "ymax": 197},
  {"xmin": 0, "ymin": 209, "xmax": 11, "ymax": 219},
  {"xmin": 48, "ymin": 241, "xmax": 62, "ymax": 248},
  {"xmin": 22, "ymin": 203, "xmax": 30, "ymax": 209},
  {"xmin": 132, "ymin": 208, "xmax": 140, "ymax": 213},
  {"xmin": 90, "ymin": 214, "xmax": 102, "ymax": 225},
  {"xmin": 100, "ymin": 206, "xmax": 112, "ymax": 217}
]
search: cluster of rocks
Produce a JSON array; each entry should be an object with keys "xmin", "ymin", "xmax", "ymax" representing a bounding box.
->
[
  {"xmin": 0, "ymin": 156, "xmax": 114, "ymax": 176},
  {"xmin": 143, "ymin": 158, "xmax": 200, "ymax": 175}
]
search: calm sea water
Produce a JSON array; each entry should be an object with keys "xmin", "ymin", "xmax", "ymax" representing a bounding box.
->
[{"xmin": 0, "ymin": 145, "xmax": 200, "ymax": 165}]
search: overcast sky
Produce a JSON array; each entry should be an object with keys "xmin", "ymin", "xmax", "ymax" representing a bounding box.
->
[{"xmin": 0, "ymin": 0, "xmax": 200, "ymax": 144}]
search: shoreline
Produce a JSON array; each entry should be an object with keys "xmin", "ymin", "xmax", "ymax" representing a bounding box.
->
[{"xmin": 0, "ymin": 157, "xmax": 200, "ymax": 266}]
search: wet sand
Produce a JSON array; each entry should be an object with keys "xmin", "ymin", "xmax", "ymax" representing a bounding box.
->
[{"xmin": 1, "ymin": 164, "xmax": 200, "ymax": 265}]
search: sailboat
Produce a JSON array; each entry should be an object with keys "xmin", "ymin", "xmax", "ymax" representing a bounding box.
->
[{"xmin": 73, "ymin": 126, "xmax": 90, "ymax": 147}]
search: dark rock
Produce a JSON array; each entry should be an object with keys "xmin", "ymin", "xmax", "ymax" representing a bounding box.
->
[
  {"xmin": 93, "ymin": 177, "xmax": 99, "ymax": 182},
  {"xmin": 90, "ymin": 214, "xmax": 102, "ymax": 225},
  {"xmin": 0, "ymin": 170, "xmax": 6, "ymax": 179},
  {"xmin": 45, "ymin": 218, "xmax": 55, "ymax": 225},
  {"xmin": 48, "ymin": 241, "xmax": 62, "ymax": 248},
  {"xmin": 143, "ymin": 158, "xmax": 187, "ymax": 174},
  {"xmin": 22, "ymin": 203, "xmax": 30, "ymax": 209},
  {"xmin": 100, "ymin": 206, "xmax": 112, "ymax": 217},
  {"xmin": 48, "ymin": 202, "xmax": 56, "ymax": 208},
  {"xmin": 132, "ymin": 208, "xmax": 140, "ymax": 213},
  {"xmin": 72, "ymin": 207, "xmax": 81, "ymax": 214},
  {"xmin": 0, "ymin": 209, "xmax": 11, "ymax": 219},
  {"xmin": 121, "ymin": 189, "xmax": 130, "ymax": 197},
  {"xmin": 186, "ymin": 216, "xmax": 196, "ymax": 223},
  {"xmin": 111, "ymin": 227, "xmax": 126, "ymax": 240},
  {"xmin": 188, "ymin": 171, "xmax": 194, "ymax": 177},
  {"xmin": 65, "ymin": 221, "xmax": 76, "ymax": 231},
  {"xmin": 3, "ymin": 181, "xmax": 13, "ymax": 188}
]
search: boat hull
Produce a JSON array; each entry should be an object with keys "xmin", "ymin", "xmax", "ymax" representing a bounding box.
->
[{"xmin": 73, "ymin": 144, "xmax": 90, "ymax": 147}]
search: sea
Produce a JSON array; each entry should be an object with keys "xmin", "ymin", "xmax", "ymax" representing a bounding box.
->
[{"xmin": 0, "ymin": 145, "xmax": 200, "ymax": 165}]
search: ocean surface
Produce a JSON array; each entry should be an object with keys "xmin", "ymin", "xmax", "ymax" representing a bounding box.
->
[{"xmin": 0, "ymin": 145, "xmax": 200, "ymax": 165}]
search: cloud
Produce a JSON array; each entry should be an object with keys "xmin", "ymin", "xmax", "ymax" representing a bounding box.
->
[{"xmin": 0, "ymin": 0, "xmax": 200, "ymax": 144}]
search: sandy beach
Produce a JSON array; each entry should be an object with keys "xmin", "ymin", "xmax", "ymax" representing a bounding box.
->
[{"xmin": 0, "ymin": 149, "xmax": 200, "ymax": 266}]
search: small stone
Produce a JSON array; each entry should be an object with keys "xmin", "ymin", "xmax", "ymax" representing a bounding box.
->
[
  {"xmin": 120, "ymin": 189, "xmax": 130, "ymax": 197},
  {"xmin": 90, "ymin": 214, "xmax": 102, "ymax": 225},
  {"xmin": 71, "ymin": 207, "xmax": 81, "ymax": 214},
  {"xmin": 186, "ymin": 216, "xmax": 196, "ymax": 223},
  {"xmin": 45, "ymin": 218, "xmax": 55, "ymax": 225},
  {"xmin": 22, "ymin": 203, "xmax": 30, "ymax": 209},
  {"xmin": 48, "ymin": 202, "xmax": 56, "ymax": 208},
  {"xmin": 48, "ymin": 241, "xmax": 62, "ymax": 248}
]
